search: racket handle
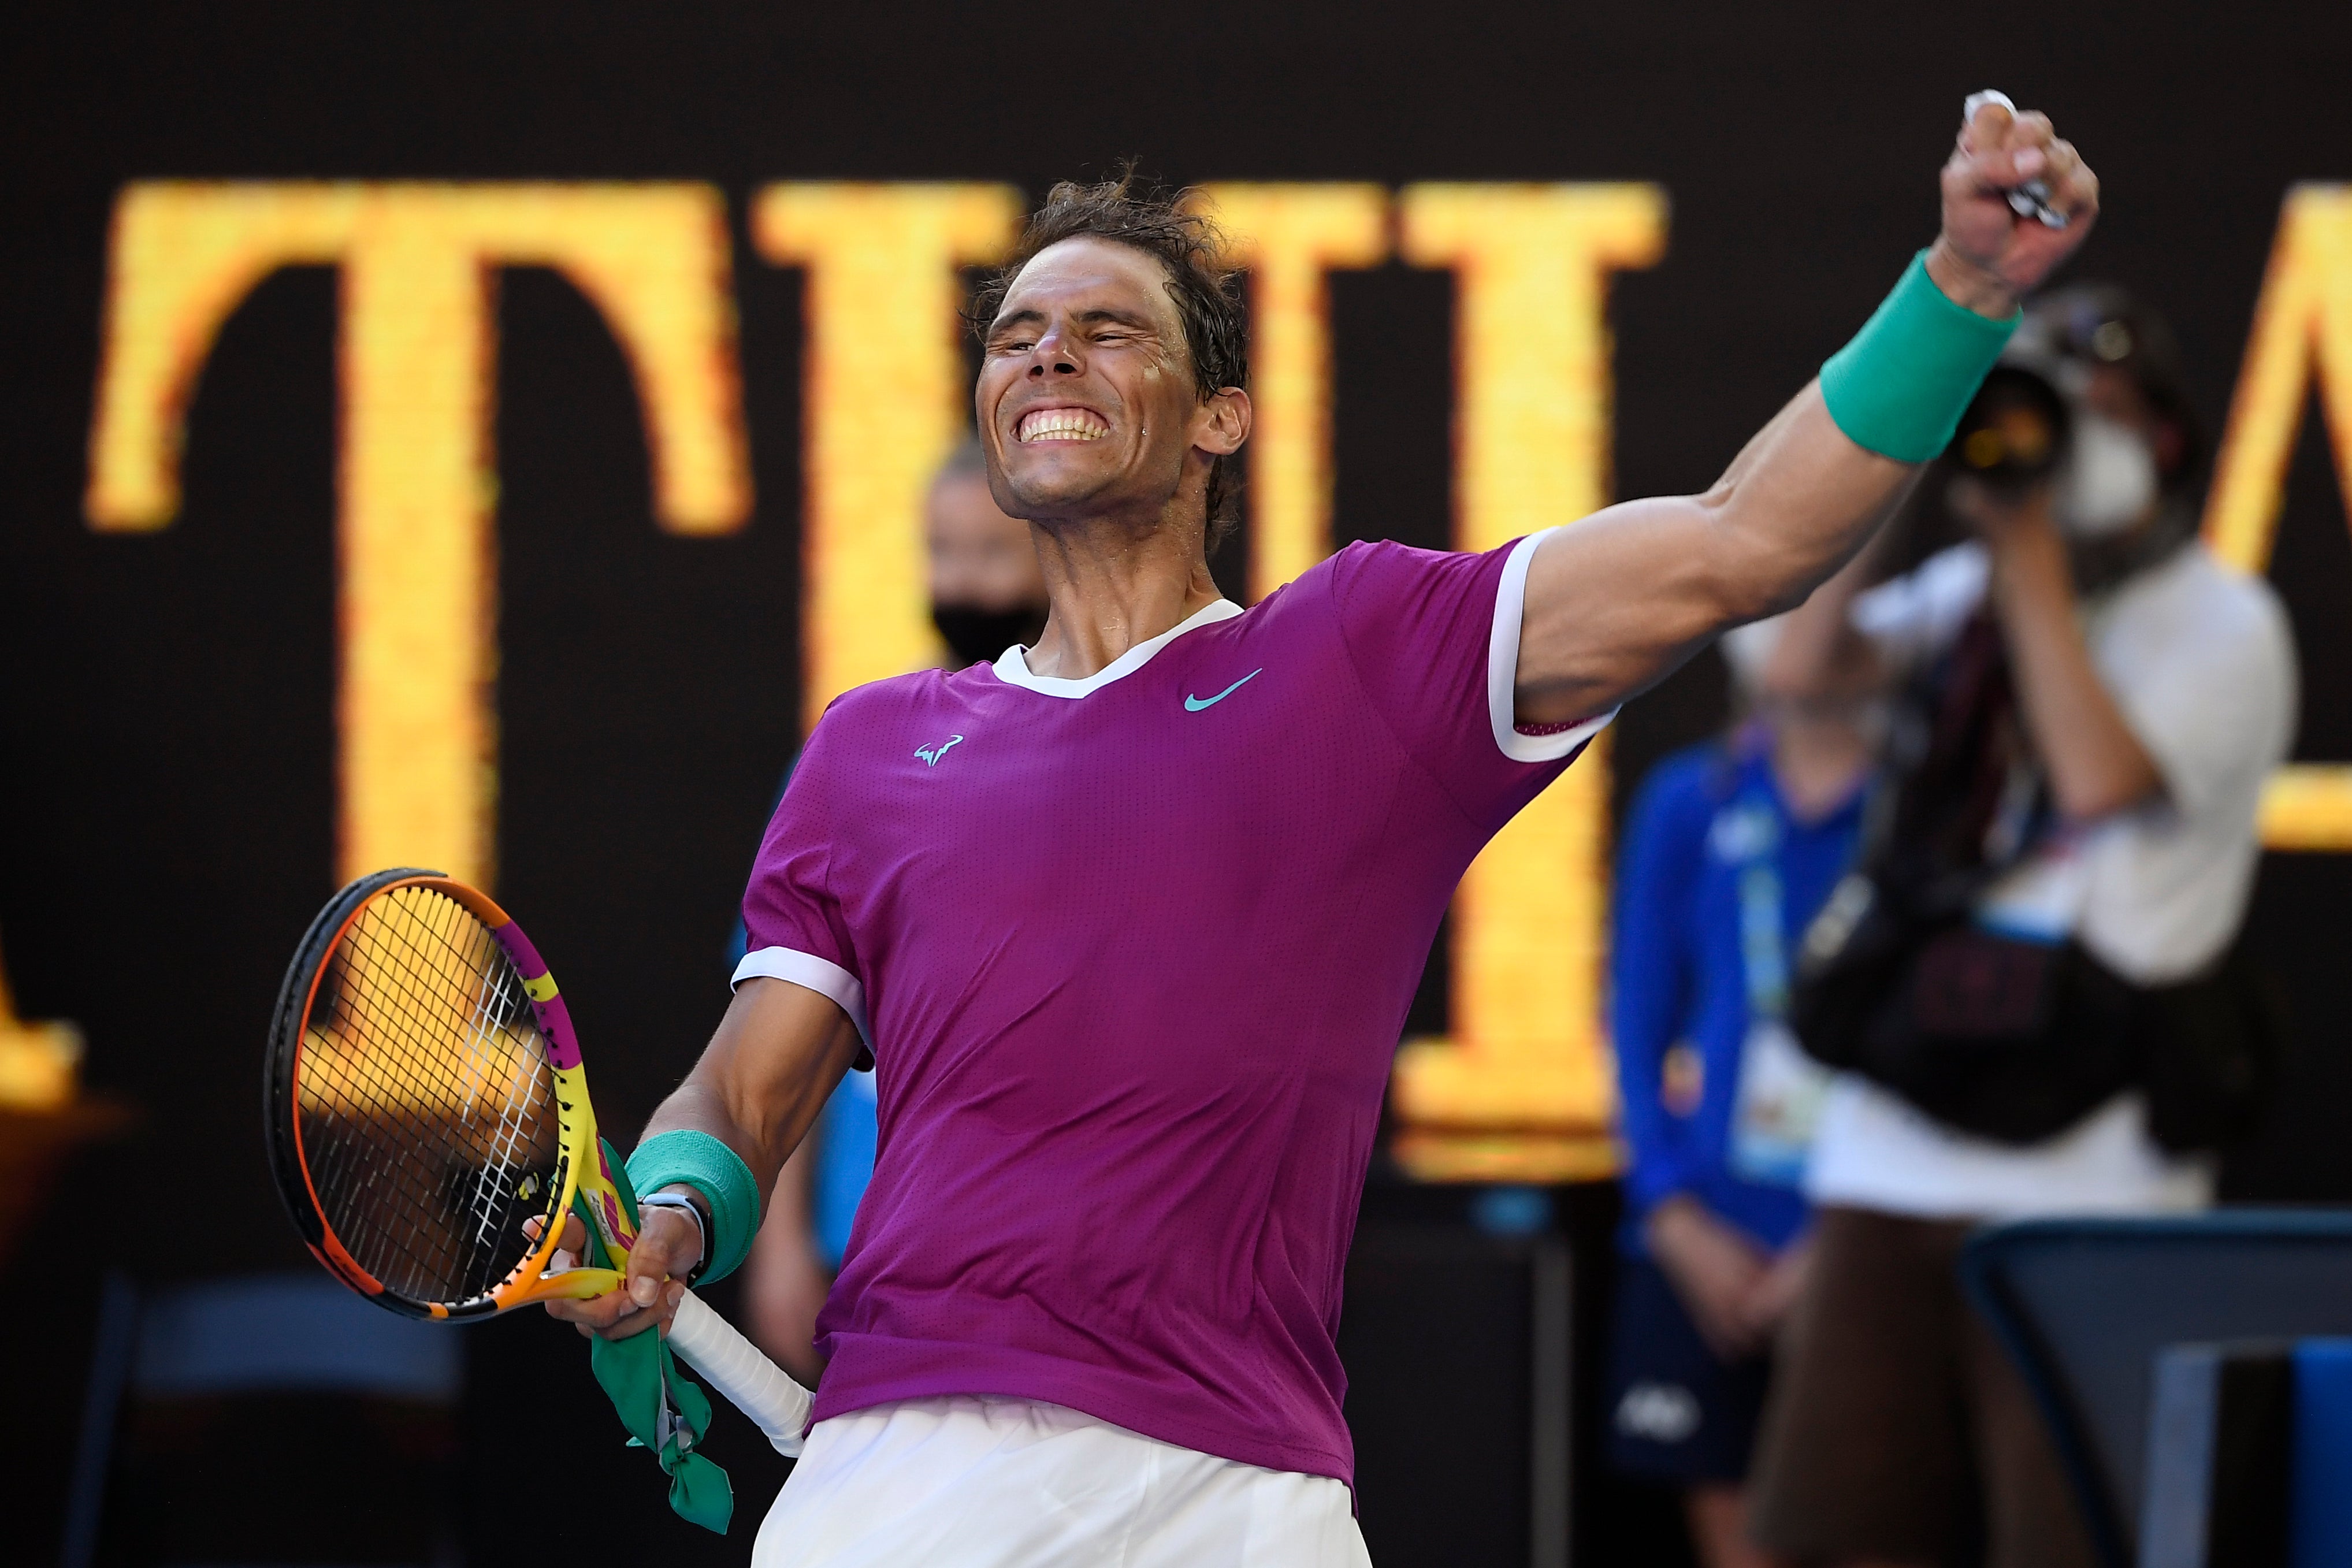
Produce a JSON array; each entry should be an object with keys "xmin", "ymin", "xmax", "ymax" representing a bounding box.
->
[{"xmin": 667, "ymin": 1288, "xmax": 815, "ymax": 1458}]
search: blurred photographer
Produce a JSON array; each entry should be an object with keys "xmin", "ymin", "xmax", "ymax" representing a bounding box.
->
[{"xmin": 1744, "ymin": 286, "xmax": 2298, "ymax": 1568}]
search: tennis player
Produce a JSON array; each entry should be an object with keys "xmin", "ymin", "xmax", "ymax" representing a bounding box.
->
[{"xmin": 548, "ymin": 97, "xmax": 2098, "ymax": 1565}]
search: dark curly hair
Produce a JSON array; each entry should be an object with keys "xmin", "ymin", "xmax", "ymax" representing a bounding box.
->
[{"xmin": 967, "ymin": 174, "xmax": 1249, "ymax": 552}]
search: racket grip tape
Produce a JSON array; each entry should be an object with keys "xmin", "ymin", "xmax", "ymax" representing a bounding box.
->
[{"xmin": 667, "ymin": 1289, "xmax": 814, "ymax": 1458}]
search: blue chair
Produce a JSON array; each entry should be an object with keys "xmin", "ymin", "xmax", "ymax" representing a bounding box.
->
[
  {"xmin": 2138, "ymin": 1336, "xmax": 2352, "ymax": 1568},
  {"xmin": 61, "ymin": 1270, "xmax": 460, "ymax": 1568},
  {"xmin": 2141, "ymin": 1339, "xmax": 2294, "ymax": 1567},
  {"xmin": 2291, "ymin": 1340, "xmax": 2352, "ymax": 1568},
  {"xmin": 1959, "ymin": 1210, "xmax": 2352, "ymax": 1568}
]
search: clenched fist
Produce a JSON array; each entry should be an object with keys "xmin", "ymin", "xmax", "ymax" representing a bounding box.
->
[{"xmin": 1928, "ymin": 94, "xmax": 2100, "ymax": 318}]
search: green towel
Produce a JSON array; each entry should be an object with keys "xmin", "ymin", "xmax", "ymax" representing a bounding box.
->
[{"xmin": 577, "ymin": 1139, "xmax": 735, "ymax": 1534}]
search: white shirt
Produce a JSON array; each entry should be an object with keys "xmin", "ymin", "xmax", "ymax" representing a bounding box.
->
[{"xmin": 1806, "ymin": 541, "xmax": 2298, "ymax": 1221}]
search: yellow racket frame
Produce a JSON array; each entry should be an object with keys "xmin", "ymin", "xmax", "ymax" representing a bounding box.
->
[{"xmin": 278, "ymin": 871, "xmax": 641, "ymax": 1319}]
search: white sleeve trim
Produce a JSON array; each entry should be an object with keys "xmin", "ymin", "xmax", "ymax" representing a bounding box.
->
[
  {"xmin": 1488, "ymin": 528, "xmax": 1619, "ymax": 762},
  {"xmin": 731, "ymin": 945, "xmax": 871, "ymax": 1051}
]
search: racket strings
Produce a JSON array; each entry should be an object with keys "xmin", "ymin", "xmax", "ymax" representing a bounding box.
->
[
  {"xmin": 303, "ymin": 893, "xmax": 495, "ymax": 1295},
  {"xmin": 303, "ymin": 895, "xmax": 489, "ymax": 1239},
  {"xmin": 335, "ymin": 894, "xmax": 551, "ymax": 1300},
  {"xmin": 297, "ymin": 885, "xmax": 561, "ymax": 1306},
  {"xmin": 465, "ymin": 960, "xmax": 548, "ymax": 1255},
  {"xmin": 318, "ymin": 896, "xmax": 504, "ymax": 1289}
]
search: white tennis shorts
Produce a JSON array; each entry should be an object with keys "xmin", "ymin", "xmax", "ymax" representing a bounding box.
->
[{"xmin": 752, "ymin": 1395, "xmax": 1373, "ymax": 1567}]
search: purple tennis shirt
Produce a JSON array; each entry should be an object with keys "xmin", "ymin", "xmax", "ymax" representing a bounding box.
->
[{"xmin": 735, "ymin": 532, "xmax": 1607, "ymax": 1483}]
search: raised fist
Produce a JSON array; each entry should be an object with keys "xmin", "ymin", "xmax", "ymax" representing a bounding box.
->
[{"xmin": 1931, "ymin": 94, "xmax": 2100, "ymax": 314}]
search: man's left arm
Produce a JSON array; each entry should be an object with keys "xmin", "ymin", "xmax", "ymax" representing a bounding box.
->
[{"xmin": 1513, "ymin": 96, "xmax": 2099, "ymax": 727}]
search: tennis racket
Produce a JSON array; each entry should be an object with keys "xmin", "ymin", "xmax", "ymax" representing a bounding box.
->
[{"xmin": 263, "ymin": 867, "xmax": 811, "ymax": 1456}]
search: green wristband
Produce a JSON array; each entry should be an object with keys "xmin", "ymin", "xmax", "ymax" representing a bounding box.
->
[
  {"xmin": 626, "ymin": 1130, "xmax": 763, "ymax": 1286},
  {"xmin": 1819, "ymin": 250, "xmax": 2020, "ymax": 463}
]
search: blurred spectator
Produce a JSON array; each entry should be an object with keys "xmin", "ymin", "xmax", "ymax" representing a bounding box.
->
[
  {"xmin": 1747, "ymin": 286, "xmax": 2298, "ymax": 1568},
  {"xmin": 1605, "ymin": 586, "xmax": 1882, "ymax": 1568},
  {"xmin": 737, "ymin": 439, "xmax": 1046, "ymax": 1380}
]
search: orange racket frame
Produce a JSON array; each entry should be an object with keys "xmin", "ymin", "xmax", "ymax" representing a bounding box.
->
[{"xmin": 265, "ymin": 868, "xmax": 631, "ymax": 1319}]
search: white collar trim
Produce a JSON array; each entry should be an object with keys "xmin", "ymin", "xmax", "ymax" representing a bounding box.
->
[{"xmin": 990, "ymin": 599, "xmax": 1244, "ymax": 698}]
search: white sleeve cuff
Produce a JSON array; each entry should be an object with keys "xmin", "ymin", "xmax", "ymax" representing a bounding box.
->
[
  {"xmin": 1488, "ymin": 528, "xmax": 1618, "ymax": 762},
  {"xmin": 731, "ymin": 945, "xmax": 872, "ymax": 1052}
]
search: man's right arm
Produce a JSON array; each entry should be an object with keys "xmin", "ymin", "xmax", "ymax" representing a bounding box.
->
[{"xmin": 544, "ymin": 976, "xmax": 865, "ymax": 1340}]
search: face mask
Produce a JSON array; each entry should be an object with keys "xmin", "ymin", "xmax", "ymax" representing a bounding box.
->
[
  {"xmin": 2053, "ymin": 412, "xmax": 2159, "ymax": 541},
  {"xmin": 932, "ymin": 603, "xmax": 1047, "ymax": 667}
]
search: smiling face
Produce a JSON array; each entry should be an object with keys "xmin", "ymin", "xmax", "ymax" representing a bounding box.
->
[{"xmin": 976, "ymin": 236, "xmax": 1247, "ymax": 533}]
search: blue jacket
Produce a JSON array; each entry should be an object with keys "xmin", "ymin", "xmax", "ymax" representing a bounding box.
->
[{"xmin": 1611, "ymin": 736, "xmax": 1866, "ymax": 1254}]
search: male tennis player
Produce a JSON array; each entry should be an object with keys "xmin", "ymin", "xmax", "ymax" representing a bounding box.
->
[{"xmin": 549, "ymin": 97, "xmax": 2098, "ymax": 1565}]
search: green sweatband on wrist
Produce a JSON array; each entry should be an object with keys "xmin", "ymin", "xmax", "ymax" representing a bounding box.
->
[
  {"xmin": 626, "ymin": 1130, "xmax": 763, "ymax": 1286},
  {"xmin": 1819, "ymin": 250, "xmax": 2020, "ymax": 463}
]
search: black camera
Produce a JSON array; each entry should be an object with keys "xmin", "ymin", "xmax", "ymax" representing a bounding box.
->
[{"xmin": 1946, "ymin": 365, "xmax": 2070, "ymax": 496}]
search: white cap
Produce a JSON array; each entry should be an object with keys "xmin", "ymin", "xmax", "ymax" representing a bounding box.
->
[{"xmin": 1719, "ymin": 612, "xmax": 1790, "ymax": 693}]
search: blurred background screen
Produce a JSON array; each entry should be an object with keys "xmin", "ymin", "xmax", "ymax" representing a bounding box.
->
[{"xmin": 4, "ymin": 3, "xmax": 2350, "ymax": 1565}]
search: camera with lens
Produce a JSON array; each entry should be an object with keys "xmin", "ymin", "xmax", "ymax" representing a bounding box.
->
[{"xmin": 1946, "ymin": 365, "xmax": 2069, "ymax": 497}]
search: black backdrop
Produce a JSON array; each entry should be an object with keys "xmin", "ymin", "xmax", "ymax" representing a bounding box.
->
[{"xmin": 6, "ymin": 3, "xmax": 2351, "ymax": 1563}]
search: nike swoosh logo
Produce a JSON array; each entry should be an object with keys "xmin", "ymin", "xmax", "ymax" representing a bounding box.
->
[
  {"xmin": 1184, "ymin": 669, "xmax": 1264, "ymax": 711},
  {"xmin": 913, "ymin": 735, "xmax": 965, "ymax": 766}
]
